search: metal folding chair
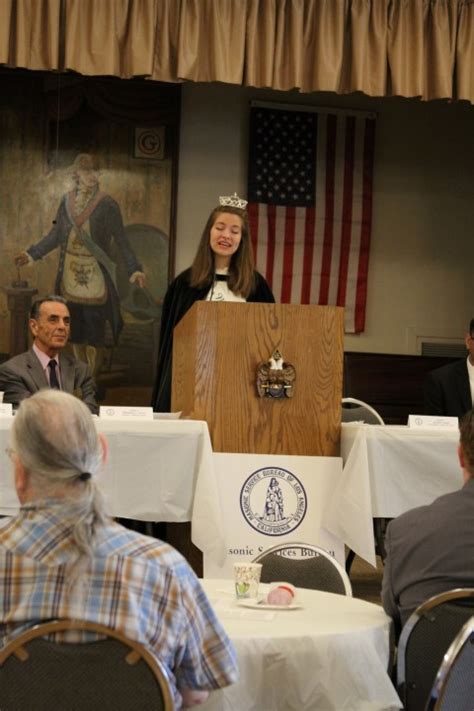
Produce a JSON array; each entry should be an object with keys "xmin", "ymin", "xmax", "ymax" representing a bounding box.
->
[
  {"xmin": 253, "ymin": 541, "xmax": 352, "ymax": 596},
  {"xmin": 0, "ymin": 619, "xmax": 175, "ymax": 711},
  {"xmin": 397, "ymin": 589, "xmax": 474, "ymax": 711},
  {"xmin": 426, "ymin": 615, "xmax": 474, "ymax": 710}
]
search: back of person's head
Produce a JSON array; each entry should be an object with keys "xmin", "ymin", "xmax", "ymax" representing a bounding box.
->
[
  {"xmin": 459, "ymin": 409, "xmax": 474, "ymax": 478},
  {"xmin": 11, "ymin": 389, "xmax": 101, "ymax": 492},
  {"xmin": 30, "ymin": 295, "xmax": 67, "ymax": 320},
  {"xmin": 11, "ymin": 390, "xmax": 107, "ymax": 580}
]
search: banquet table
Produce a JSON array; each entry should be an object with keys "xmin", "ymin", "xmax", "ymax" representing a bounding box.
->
[
  {"xmin": 0, "ymin": 416, "xmax": 226, "ymax": 564},
  {"xmin": 199, "ymin": 579, "xmax": 402, "ymax": 711},
  {"xmin": 0, "ymin": 416, "xmax": 461, "ymax": 569},
  {"xmin": 340, "ymin": 423, "xmax": 462, "ymax": 518}
]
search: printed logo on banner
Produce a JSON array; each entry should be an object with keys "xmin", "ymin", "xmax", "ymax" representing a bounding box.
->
[{"xmin": 240, "ymin": 467, "xmax": 307, "ymax": 535}]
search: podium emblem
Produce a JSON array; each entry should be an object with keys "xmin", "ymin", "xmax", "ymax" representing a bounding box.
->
[
  {"xmin": 240, "ymin": 467, "xmax": 307, "ymax": 536},
  {"xmin": 256, "ymin": 349, "xmax": 296, "ymax": 399}
]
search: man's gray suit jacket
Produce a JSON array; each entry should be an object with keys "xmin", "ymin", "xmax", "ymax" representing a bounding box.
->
[
  {"xmin": 382, "ymin": 478, "xmax": 474, "ymax": 632},
  {"xmin": 0, "ymin": 349, "xmax": 98, "ymax": 414}
]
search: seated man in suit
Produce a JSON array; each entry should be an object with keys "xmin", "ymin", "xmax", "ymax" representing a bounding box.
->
[
  {"xmin": 0, "ymin": 295, "xmax": 97, "ymax": 414},
  {"xmin": 382, "ymin": 408, "xmax": 474, "ymax": 634},
  {"xmin": 1, "ymin": 389, "xmax": 238, "ymax": 708},
  {"xmin": 423, "ymin": 319, "xmax": 474, "ymax": 418}
]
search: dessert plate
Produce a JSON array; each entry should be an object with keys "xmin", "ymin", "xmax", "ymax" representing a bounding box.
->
[{"xmin": 237, "ymin": 598, "xmax": 302, "ymax": 610}]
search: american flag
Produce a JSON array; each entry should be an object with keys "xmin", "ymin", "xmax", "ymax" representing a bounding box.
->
[{"xmin": 247, "ymin": 103, "xmax": 376, "ymax": 333}]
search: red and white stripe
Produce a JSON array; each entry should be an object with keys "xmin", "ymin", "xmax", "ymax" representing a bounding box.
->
[{"xmin": 249, "ymin": 112, "xmax": 375, "ymax": 333}]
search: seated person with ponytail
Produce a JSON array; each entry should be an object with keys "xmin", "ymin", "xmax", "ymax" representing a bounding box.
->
[{"xmin": 0, "ymin": 390, "xmax": 238, "ymax": 709}]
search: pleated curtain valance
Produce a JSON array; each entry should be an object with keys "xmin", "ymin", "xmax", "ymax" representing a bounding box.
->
[{"xmin": 2, "ymin": 0, "xmax": 474, "ymax": 103}]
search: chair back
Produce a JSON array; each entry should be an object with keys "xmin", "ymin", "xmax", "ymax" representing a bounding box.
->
[
  {"xmin": 0, "ymin": 619, "xmax": 175, "ymax": 711},
  {"xmin": 397, "ymin": 589, "xmax": 474, "ymax": 711},
  {"xmin": 426, "ymin": 616, "xmax": 474, "ymax": 710},
  {"xmin": 341, "ymin": 397, "xmax": 385, "ymax": 425},
  {"xmin": 253, "ymin": 542, "xmax": 352, "ymax": 595}
]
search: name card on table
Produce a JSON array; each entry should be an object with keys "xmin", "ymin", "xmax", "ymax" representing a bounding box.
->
[
  {"xmin": 153, "ymin": 411, "xmax": 182, "ymax": 420},
  {"xmin": 408, "ymin": 414, "xmax": 459, "ymax": 430},
  {"xmin": 99, "ymin": 406, "xmax": 154, "ymax": 421},
  {"xmin": 0, "ymin": 404, "xmax": 13, "ymax": 417}
]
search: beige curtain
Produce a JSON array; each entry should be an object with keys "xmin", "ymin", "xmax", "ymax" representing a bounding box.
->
[
  {"xmin": 0, "ymin": 0, "xmax": 61, "ymax": 69},
  {"xmin": 2, "ymin": 0, "xmax": 474, "ymax": 102},
  {"xmin": 65, "ymin": 0, "xmax": 157, "ymax": 77}
]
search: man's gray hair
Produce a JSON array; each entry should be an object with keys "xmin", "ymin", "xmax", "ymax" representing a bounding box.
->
[
  {"xmin": 30, "ymin": 295, "xmax": 68, "ymax": 320},
  {"xmin": 11, "ymin": 389, "xmax": 108, "ymax": 581}
]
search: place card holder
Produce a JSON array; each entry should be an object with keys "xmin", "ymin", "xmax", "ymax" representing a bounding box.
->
[
  {"xmin": 99, "ymin": 406, "xmax": 154, "ymax": 421},
  {"xmin": 407, "ymin": 414, "xmax": 459, "ymax": 430}
]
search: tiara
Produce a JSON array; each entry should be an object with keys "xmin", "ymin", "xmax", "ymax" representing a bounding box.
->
[{"xmin": 219, "ymin": 192, "xmax": 248, "ymax": 209}]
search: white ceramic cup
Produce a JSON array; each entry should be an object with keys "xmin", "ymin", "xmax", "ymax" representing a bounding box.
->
[{"xmin": 233, "ymin": 562, "xmax": 262, "ymax": 600}]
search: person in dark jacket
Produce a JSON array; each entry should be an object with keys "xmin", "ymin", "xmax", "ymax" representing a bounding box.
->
[
  {"xmin": 424, "ymin": 318, "xmax": 474, "ymax": 418},
  {"xmin": 151, "ymin": 194, "xmax": 275, "ymax": 411},
  {"xmin": 382, "ymin": 409, "xmax": 474, "ymax": 634}
]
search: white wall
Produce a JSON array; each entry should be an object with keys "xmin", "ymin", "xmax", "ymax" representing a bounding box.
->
[{"xmin": 176, "ymin": 83, "xmax": 474, "ymax": 355}]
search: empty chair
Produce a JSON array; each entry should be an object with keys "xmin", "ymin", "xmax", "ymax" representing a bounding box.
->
[
  {"xmin": 426, "ymin": 615, "xmax": 474, "ymax": 710},
  {"xmin": 341, "ymin": 397, "xmax": 385, "ymax": 425},
  {"xmin": 0, "ymin": 619, "xmax": 175, "ymax": 711},
  {"xmin": 253, "ymin": 542, "xmax": 352, "ymax": 596},
  {"xmin": 397, "ymin": 588, "xmax": 474, "ymax": 711}
]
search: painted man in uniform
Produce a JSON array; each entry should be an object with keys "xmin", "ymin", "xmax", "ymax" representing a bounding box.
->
[{"xmin": 15, "ymin": 154, "xmax": 145, "ymax": 376}]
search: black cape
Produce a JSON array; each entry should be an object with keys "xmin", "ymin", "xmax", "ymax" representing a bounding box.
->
[{"xmin": 151, "ymin": 268, "xmax": 275, "ymax": 411}]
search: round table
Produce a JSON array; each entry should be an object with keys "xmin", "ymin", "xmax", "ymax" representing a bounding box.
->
[{"xmin": 199, "ymin": 579, "xmax": 402, "ymax": 711}]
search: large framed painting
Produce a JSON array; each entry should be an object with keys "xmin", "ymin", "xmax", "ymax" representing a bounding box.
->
[{"xmin": 0, "ymin": 71, "xmax": 180, "ymax": 406}]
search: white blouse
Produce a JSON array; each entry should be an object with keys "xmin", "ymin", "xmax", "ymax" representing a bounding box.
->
[{"xmin": 205, "ymin": 269, "xmax": 246, "ymax": 303}]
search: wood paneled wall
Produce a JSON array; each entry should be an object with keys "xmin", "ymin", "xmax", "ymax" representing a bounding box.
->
[{"xmin": 343, "ymin": 352, "xmax": 458, "ymax": 425}]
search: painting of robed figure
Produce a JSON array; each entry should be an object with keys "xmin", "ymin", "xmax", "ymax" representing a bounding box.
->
[
  {"xmin": 15, "ymin": 152, "xmax": 148, "ymax": 378},
  {"xmin": 1, "ymin": 74, "xmax": 179, "ymax": 406}
]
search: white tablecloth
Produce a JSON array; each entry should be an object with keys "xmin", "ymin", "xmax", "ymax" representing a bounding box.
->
[
  {"xmin": 0, "ymin": 417, "xmax": 226, "ymax": 564},
  {"xmin": 200, "ymin": 579, "xmax": 402, "ymax": 711},
  {"xmin": 2, "ymin": 418, "xmax": 455, "ymax": 569},
  {"xmin": 341, "ymin": 423, "xmax": 462, "ymax": 518}
]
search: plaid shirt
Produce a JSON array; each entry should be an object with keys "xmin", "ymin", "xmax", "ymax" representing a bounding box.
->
[{"xmin": 0, "ymin": 500, "xmax": 238, "ymax": 707}]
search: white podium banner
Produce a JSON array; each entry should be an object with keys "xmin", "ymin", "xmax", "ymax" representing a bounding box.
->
[{"xmin": 204, "ymin": 453, "xmax": 345, "ymax": 578}]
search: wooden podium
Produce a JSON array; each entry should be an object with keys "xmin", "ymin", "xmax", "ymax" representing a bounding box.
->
[
  {"xmin": 168, "ymin": 302, "xmax": 343, "ymax": 573},
  {"xmin": 172, "ymin": 302, "xmax": 344, "ymax": 457}
]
